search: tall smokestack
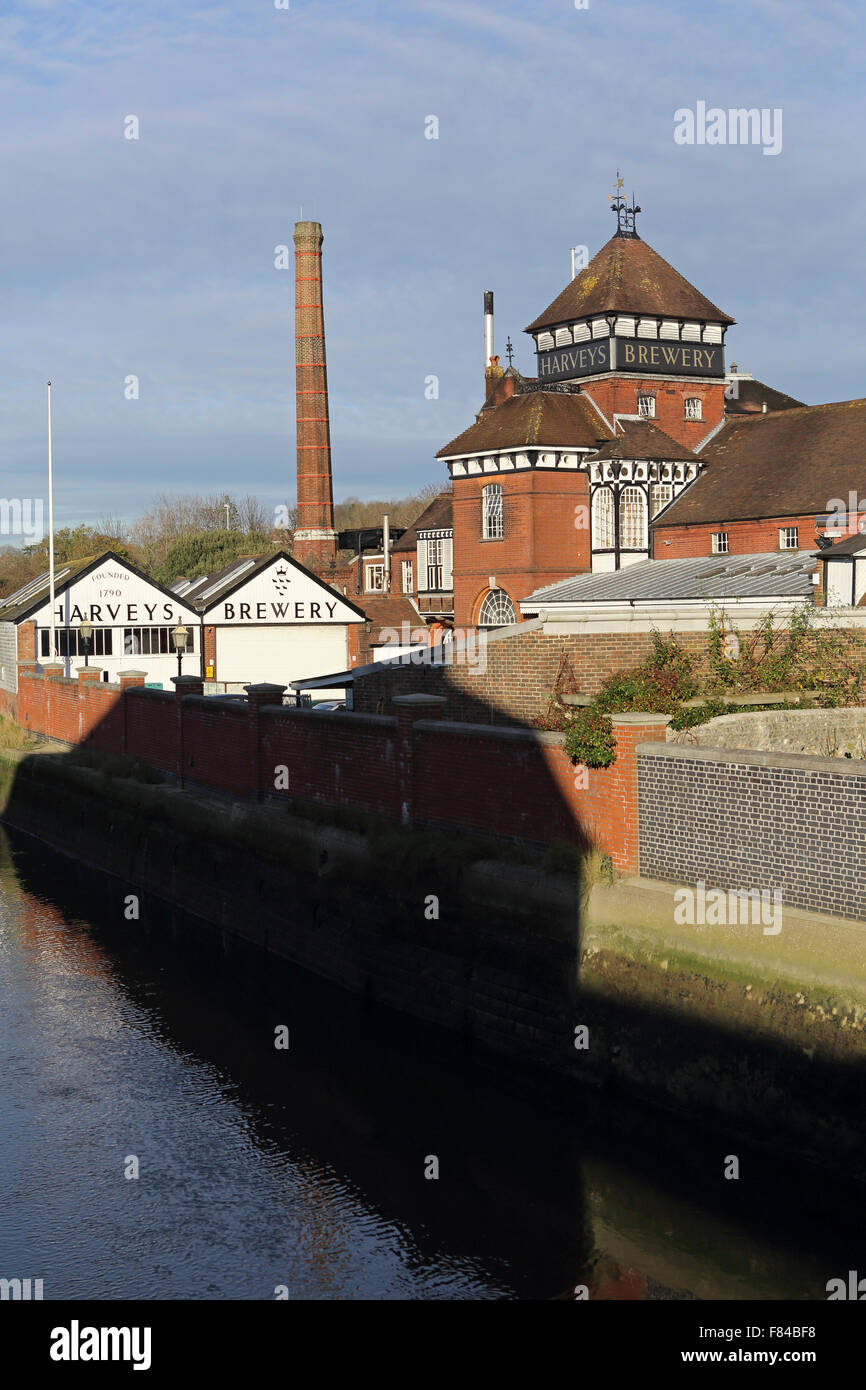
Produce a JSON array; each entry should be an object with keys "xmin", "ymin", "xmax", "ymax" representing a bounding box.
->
[
  {"xmin": 293, "ymin": 220, "xmax": 337, "ymax": 570},
  {"xmin": 483, "ymin": 290, "xmax": 494, "ymax": 376}
]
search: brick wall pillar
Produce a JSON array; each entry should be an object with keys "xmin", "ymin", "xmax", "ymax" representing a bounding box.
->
[
  {"xmin": 43, "ymin": 665, "xmax": 64, "ymax": 740},
  {"xmin": 16, "ymin": 621, "xmax": 36, "ymax": 662},
  {"xmin": 118, "ymin": 671, "xmax": 147, "ymax": 756},
  {"xmin": 392, "ymin": 693, "xmax": 448, "ymax": 826},
  {"xmin": 171, "ymin": 675, "xmax": 204, "ymax": 784},
  {"xmin": 607, "ymin": 714, "xmax": 672, "ymax": 872},
  {"xmin": 245, "ymin": 683, "xmax": 287, "ymax": 800},
  {"xmin": 76, "ymin": 666, "xmax": 103, "ymax": 743}
]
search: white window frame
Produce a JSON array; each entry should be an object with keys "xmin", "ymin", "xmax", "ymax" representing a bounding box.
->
[
  {"xmin": 650, "ymin": 483, "xmax": 673, "ymax": 519},
  {"xmin": 637, "ymin": 393, "xmax": 656, "ymax": 419},
  {"xmin": 779, "ymin": 526, "xmax": 799, "ymax": 550},
  {"xmin": 401, "ymin": 559, "xmax": 413, "ymax": 593},
  {"xmin": 478, "ymin": 588, "xmax": 516, "ymax": 628},
  {"xmin": 684, "ymin": 397, "xmax": 702, "ymax": 421},
  {"xmin": 619, "ymin": 486, "xmax": 647, "ymax": 550},
  {"xmin": 482, "ymin": 483, "xmax": 504, "ymax": 540},
  {"xmin": 365, "ymin": 563, "xmax": 385, "ymax": 592},
  {"xmin": 592, "ymin": 487, "xmax": 615, "ymax": 549},
  {"xmin": 712, "ymin": 532, "xmax": 729, "ymax": 555}
]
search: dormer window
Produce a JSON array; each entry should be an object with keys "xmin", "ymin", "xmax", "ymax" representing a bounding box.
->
[
  {"xmin": 637, "ymin": 393, "xmax": 656, "ymax": 418},
  {"xmin": 365, "ymin": 563, "xmax": 385, "ymax": 592}
]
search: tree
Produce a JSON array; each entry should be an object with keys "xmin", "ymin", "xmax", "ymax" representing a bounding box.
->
[{"xmin": 154, "ymin": 529, "xmax": 277, "ymax": 586}]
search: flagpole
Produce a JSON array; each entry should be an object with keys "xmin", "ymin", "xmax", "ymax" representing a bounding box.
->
[{"xmin": 47, "ymin": 381, "xmax": 56, "ymax": 661}]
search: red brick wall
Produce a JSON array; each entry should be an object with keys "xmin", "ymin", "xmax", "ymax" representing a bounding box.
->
[
  {"xmin": 125, "ymin": 691, "xmax": 177, "ymax": 774},
  {"xmin": 653, "ymin": 514, "xmax": 821, "ymax": 559},
  {"xmin": 585, "ymin": 376, "xmax": 726, "ymax": 450},
  {"xmin": 182, "ymin": 699, "xmax": 250, "ymax": 797},
  {"xmin": 4, "ymin": 666, "xmax": 654, "ymax": 868},
  {"xmin": 258, "ymin": 707, "xmax": 399, "ymax": 816},
  {"xmin": 353, "ymin": 628, "xmax": 715, "ymax": 725},
  {"xmin": 452, "ymin": 470, "xmax": 591, "ymax": 627}
]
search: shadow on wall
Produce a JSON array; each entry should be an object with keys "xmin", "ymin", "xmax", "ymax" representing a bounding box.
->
[
  {"xmin": 5, "ymin": 826, "xmax": 860, "ymax": 1299},
  {"xmin": 2, "ymin": 660, "xmax": 866, "ymax": 1191}
]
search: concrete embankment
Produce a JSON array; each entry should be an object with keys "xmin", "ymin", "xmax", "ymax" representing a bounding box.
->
[{"xmin": 2, "ymin": 746, "xmax": 865, "ymax": 1176}]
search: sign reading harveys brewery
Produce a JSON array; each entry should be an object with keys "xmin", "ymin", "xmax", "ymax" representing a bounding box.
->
[{"xmin": 537, "ymin": 337, "xmax": 724, "ymax": 384}]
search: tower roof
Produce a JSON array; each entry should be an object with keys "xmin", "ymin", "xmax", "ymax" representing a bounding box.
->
[{"xmin": 525, "ymin": 234, "xmax": 735, "ymax": 334}]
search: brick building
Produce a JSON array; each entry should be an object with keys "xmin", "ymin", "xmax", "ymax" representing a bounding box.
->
[
  {"xmin": 651, "ymin": 397, "xmax": 866, "ymax": 560},
  {"xmin": 438, "ymin": 185, "xmax": 758, "ymax": 629}
]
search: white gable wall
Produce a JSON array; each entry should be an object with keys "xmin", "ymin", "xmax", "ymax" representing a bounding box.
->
[
  {"xmin": 205, "ymin": 555, "xmax": 363, "ymax": 696},
  {"xmin": 28, "ymin": 559, "xmax": 200, "ymax": 686}
]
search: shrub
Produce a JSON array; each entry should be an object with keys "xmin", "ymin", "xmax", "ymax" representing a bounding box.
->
[{"xmin": 563, "ymin": 708, "xmax": 616, "ymax": 768}]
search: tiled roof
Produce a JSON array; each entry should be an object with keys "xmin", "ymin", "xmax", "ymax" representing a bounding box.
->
[
  {"xmin": 436, "ymin": 390, "xmax": 611, "ymax": 458},
  {"xmin": 725, "ymin": 377, "xmax": 805, "ymax": 415},
  {"xmin": 592, "ymin": 419, "xmax": 701, "ymax": 463},
  {"xmin": 525, "ymin": 235, "xmax": 734, "ymax": 334},
  {"xmin": 522, "ymin": 552, "xmax": 817, "ymax": 606},
  {"xmin": 392, "ymin": 494, "xmax": 453, "ymax": 552},
  {"xmin": 357, "ymin": 593, "xmax": 421, "ymax": 641},
  {"xmin": 653, "ymin": 398, "xmax": 866, "ymax": 527}
]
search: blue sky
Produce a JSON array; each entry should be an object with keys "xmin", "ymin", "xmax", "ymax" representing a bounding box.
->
[{"xmin": 0, "ymin": 0, "xmax": 863, "ymax": 529}]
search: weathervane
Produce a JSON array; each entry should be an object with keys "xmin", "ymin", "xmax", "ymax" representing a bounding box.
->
[
  {"xmin": 608, "ymin": 171, "xmax": 641, "ymax": 238},
  {"xmin": 505, "ymin": 335, "xmax": 514, "ymax": 368}
]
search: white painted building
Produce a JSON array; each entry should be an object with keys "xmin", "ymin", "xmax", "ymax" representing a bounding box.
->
[
  {"xmin": 818, "ymin": 533, "xmax": 866, "ymax": 608},
  {"xmin": 177, "ymin": 551, "xmax": 366, "ymax": 694},
  {"xmin": 0, "ymin": 552, "xmax": 201, "ymax": 693}
]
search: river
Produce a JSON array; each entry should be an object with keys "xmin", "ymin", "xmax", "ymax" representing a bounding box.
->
[{"xmin": 0, "ymin": 826, "xmax": 858, "ymax": 1301}]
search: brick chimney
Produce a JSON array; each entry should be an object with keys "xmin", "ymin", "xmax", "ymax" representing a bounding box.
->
[{"xmin": 293, "ymin": 220, "xmax": 338, "ymax": 570}]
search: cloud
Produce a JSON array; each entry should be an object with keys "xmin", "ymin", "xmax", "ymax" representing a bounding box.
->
[{"xmin": 0, "ymin": 0, "xmax": 862, "ymax": 525}]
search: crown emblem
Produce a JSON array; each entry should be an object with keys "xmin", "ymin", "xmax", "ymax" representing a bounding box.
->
[{"xmin": 272, "ymin": 563, "xmax": 291, "ymax": 595}]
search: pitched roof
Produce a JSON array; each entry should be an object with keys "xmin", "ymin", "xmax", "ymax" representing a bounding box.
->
[
  {"xmin": 172, "ymin": 554, "xmax": 275, "ymax": 608},
  {"xmin": 820, "ymin": 531, "xmax": 866, "ymax": 557},
  {"xmin": 652, "ymin": 398, "xmax": 866, "ymax": 528},
  {"xmin": 0, "ymin": 553, "xmax": 99, "ymax": 623},
  {"xmin": 392, "ymin": 494, "xmax": 453, "ymax": 553},
  {"xmin": 522, "ymin": 551, "xmax": 817, "ymax": 607},
  {"xmin": 436, "ymin": 390, "xmax": 612, "ymax": 458},
  {"xmin": 592, "ymin": 419, "xmax": 701, "ymax": 463},
  {"xmin": 356, "ymin": 593, "xmax": 421, "ymax": 642},
  {"xmin": 525, "ymin": 234, "xmax": 734, "ymax": 334},
  {"xmin": 725, "ymin": 377, "xmax": 805, "ymax": 415},
  {"xmin": 0, "ymin": 551, "xmax": 196, "ymax": 624},
  {"xmin": 173, "ymin": 551, "xmax": 366, "ymax": 619}
]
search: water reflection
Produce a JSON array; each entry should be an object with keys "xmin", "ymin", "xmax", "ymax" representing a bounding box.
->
[{"xmin": 0, "ymin": 827, "xmax": 857, "ymax": 1300}]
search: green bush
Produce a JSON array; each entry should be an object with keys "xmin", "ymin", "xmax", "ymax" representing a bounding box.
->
[{"xmin": 563, "ymin": 708, "xmax": 616, "ymax": 768}]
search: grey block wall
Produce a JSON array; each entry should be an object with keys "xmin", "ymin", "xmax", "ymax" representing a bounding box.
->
[{"xmin": 638, "ymin": 742, "xmax": 866, "ymax": 921}]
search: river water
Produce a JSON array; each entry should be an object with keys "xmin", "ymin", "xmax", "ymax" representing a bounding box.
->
[{"xmin": 0, "ymin": 827, "xmax": 858, "ymax": 1301}]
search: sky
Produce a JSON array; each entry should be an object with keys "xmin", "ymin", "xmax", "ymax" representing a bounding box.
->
[{"xmin": 0, "ymin": 0, "xmax": 864, "ymax": 531}]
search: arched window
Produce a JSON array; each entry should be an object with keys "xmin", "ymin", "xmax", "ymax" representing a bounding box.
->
[
  {"xmin": 619, "ymin": 486, "xmax": 647, "ymax": 549},
  {"xmin": 478, "ymin": 588, "xmax": 516, "ymax": 628},
  {"xmin": 482, "ymin": 483, "xmax": 504, "ymax": 539},
  {"xmin": 592, "ymin": 487, "xmax": 615, "ymax": 548}
]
